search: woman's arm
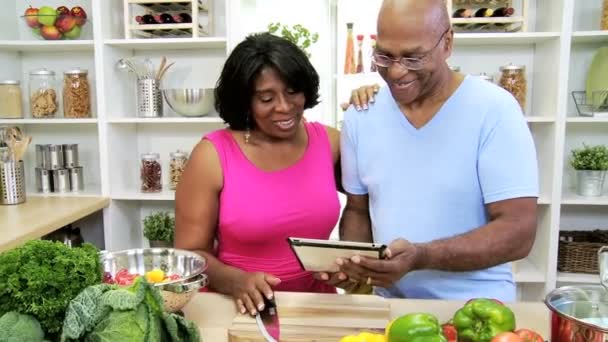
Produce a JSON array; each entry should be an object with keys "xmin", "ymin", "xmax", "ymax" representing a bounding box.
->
[{"xmin": 325, "ymin": 125, "xmax": 344, "ymax": 193}]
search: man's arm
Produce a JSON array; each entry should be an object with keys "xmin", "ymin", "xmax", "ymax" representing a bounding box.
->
[
  {"xmin": 339, "ymin": 193, "xmax": 373, "ymax": 243},
  {"xmin": 414, "ymin": 197, "xmax": 537, "ymax": 271}
]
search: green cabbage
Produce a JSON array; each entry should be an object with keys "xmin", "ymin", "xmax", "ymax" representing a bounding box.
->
[{"xmin": 0, "ymin": 311, "xmax": 45, "ymax": 342}]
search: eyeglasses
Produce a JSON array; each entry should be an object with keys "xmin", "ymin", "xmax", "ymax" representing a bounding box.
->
[{"xmin": 371, "ymin": 28, "xmax": 450, "ymax": 71}]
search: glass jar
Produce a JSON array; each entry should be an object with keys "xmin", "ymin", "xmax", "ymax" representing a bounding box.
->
[
  {"xmin": 141, "ymin": 152, "xmax": 162, "ymax": 193},
  {"xmin": 169, "ymin": 150, "xmax": 188, "ymax": 190},
  {"xmin": 602, "ymin": 0, "xmax": 608, "ymax": 30},
  {"xmin": 29, "ymin": 69, "xmax": 58, "ymax": 118},
  {"xmin": 63, "ymin": 68, "xmax": 91, "ymax": 118},
  {"xmin": 498, "ymin": 64, "xmax": 526, "ymax": 112},
  {"xmin": 0, "ymin": 80, "xmax": 23, "ymax": 119},
  {"xmin": 476, "ymin": 72, "xmax": 494, "ymax": 83}
]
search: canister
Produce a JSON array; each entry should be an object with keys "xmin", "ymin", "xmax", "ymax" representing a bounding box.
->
[
  {"xmin": 69, "ymin": 166, "xmax": 84, "ymax": 192},
  {"xmin": 35, "ymin": 144, "xmax": 48, "ymax": 168},
  {"xmin": 52, "ymin": 168, "xmax": 70, "ymax": 193},
  {"xmin": 46, "ymin": 144, "xmax": 64, "ymax": 170},
  {"xmin": 29, "ymin": 69, "xmax": 58, "ymax": 118},
  {"xmin": 0, "ymin": 80, "xmax": 23, "ymax": 119},
  {"xmin": 63, "ymin": 144, "xmax": 79, "ymax": 168},
  {"xmin": 35, "ymin": 167, "xmax": 52, "ymax": 193},
  {"xmin": 499, "ymin": 63, "xmax": 527, "ymax": 112}
]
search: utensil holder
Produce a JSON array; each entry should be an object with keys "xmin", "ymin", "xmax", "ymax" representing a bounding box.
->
[
  {"xmin": 137, "ymin": 78, "xmax": 163, "ymax": 117},
  {"xmin": 1, "ymin": 160, "xmax": 26, "ymax": 205}
]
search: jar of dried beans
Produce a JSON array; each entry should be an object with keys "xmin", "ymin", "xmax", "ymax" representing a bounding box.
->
[
  {"xmin": 498, "ymin": 64, "xmax": 526, "ymax": 112},
  {"xmin": 63, "ymin": 68, "xmax": 91, "ymax": 118},
  {"xmin": 141, "ymin": 152, "xmax": 162, "ymax": 193},
  {"xmin": 29, "ymin": 68, "xmax": 58, "ymax": 118},
  {"xmin": 169, "ymin": 150, "xmax": 188, "ymax": 190}
]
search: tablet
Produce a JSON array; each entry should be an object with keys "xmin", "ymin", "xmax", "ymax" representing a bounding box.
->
[{"xmin": 287, "ymin": 237, "xmax": 387, "ymax": 273}]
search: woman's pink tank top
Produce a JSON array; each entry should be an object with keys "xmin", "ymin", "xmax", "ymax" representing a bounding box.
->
[{"xmin": 204, "ymin": 122, "xmax": 340, "ymax": 293}]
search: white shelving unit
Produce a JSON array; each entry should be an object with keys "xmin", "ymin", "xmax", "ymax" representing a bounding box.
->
[{"xmin": 1, "ymin": 0, "xmax": 607, "ymax": 301}]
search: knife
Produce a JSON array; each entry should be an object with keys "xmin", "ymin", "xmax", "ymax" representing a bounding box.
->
[{"xmin": 255, "ymin": 296, "xmax": 280, "ymax": 342}]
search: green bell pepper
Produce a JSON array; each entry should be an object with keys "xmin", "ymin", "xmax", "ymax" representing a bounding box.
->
[
  {"xmin": 387, "ymin": 313, "xmax": 448, "ymax": 342},
  {"xmin": 453, "ymin": 298, "xmax": 516, "ymax": 342}
]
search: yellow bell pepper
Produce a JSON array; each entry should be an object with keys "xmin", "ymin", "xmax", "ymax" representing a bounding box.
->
[{"xmin": 340, "ymin": 331, "xmax": 386, "ymax": 342}]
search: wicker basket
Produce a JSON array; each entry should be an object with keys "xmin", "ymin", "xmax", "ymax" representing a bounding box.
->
[{"xmin": 557, "ymin": 230, "xmax": 608, "ymax": 274}]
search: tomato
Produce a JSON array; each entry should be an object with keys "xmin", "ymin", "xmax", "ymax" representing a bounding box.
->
[
  {"xmin": 167, "ymin": 274, "xmax": 181, "ymax": 281},
  {"xmin": 514, "ymin": 329, "xmax": 543, "ymax": 342},
  {"xmin": 491, "ymin": 332, "xmax": 523, "ymax": 342},
  {"xmin": 114, "ymin": 268, "xmax": 139, "ymax": 285},
  {"xmin": 441, "ymin": 323, "xmax": 457, "ymax": 342}
]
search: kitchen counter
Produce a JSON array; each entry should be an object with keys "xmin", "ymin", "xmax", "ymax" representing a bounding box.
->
[
  {"xmin": 0, "ymin": 196, "xmax": 110, "ymax": 252},
  {"xmin": 183, "ymin": 292, "xmax": 551, "ymax": 341}
]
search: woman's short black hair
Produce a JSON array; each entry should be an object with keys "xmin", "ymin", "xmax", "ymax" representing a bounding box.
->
[{"xmin": 214, "ymin": 32, "xmax": 320, "ymax": 130}]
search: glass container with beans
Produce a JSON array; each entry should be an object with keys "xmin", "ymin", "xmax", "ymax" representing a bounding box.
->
[
  {"xmin": 29, "ymin": 69, "xmax": 58, "ymax": 118},
  {"xmin": 141, "ymin": 152, "xmax": 162, "ymax": 193},
  {"xmin": 0, "ymin": 80, "xmax": 23, "ymax": 119},
  {"xmin": 169, "ymin": 150, "xmax": 188, "ymax": 191},
  {"xmin": 498, "ymin": 64, "xmax": 526, "ymax": 112},
  {"xmin": 63, "ymin": 68, "xmax": 91, "ymax": 118}
]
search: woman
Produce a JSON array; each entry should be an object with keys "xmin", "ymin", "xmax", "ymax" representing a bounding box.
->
[{"xmin": 175, "ymin": 33, "xmax": 341, "ymax": 316}]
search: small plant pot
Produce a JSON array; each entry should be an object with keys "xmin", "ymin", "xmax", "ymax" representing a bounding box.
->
[
  {"xmin": 149, "ymin": 240, "xmax": 172, "ymax": 248},
  {"xmin": 576, "ymin": 170, "xmax": 607, "ymax": 196}
]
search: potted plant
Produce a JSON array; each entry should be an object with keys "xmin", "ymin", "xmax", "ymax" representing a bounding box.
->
[
  {"xmin": 267, "ymin": 22, "xmax": 319, "ymax": 58},
  {"xmin": 570, "ymin": 143, "xmax": 608, "ymax": 196},
  {"xmin": 143, "ymin": 211, "xmax": 175, "ymax": 247}
]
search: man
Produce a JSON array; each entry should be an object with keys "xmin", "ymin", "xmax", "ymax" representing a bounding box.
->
[{"xmin": 332, "ymin": 0, "xmax": 538, "ymax": 301}]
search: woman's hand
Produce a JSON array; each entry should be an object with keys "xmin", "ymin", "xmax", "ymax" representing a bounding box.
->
[
  {"xmin": 340, "ymin": 84, "xmax": 381, "ymax": 111},
  {"xmin": 231, "ymin": 271, "xmax": 281, "ymax": 316}
]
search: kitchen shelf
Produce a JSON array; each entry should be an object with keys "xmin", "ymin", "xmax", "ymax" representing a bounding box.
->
[
  {"xmin": 525, "ymin": 116, "xmax": 555, "ymax": 123},
  {"xmin": 112, "ymin": 189, "xmax": 175, "ymax": 201},
  {"xmin": 104, "ymin": 37, "xmax": 226, "ymax": 50},
  {"xmin": 0, "ymin": 40, "xmax": 95, "ymax": 52},
  {"xmin": 556, "ymin": 272, "xmax": 599, "ymax": 284},
  {"xmin": 538, "ymin": 196, "xmax": 551, "ymax": 205},
  {"xmin": 0, "ymin": 118, "xmax": 98, "ymax": 125},
  {"xmin": 453, "ymin": 32, "xmax": 560, "ymax": 45},
  {"xmin": 562, "ymin": 190, "xmax": 608, "ymax": 205},
  {"xmin": 566, "ymin": 116, "xmax": 608, "ymax": 123},
  {"xmin": 108, "ymin": 117, "xmax": 223, "ymax": 124},
  {"xmin": 572, "ymin": 31, "xmax": 608, "ymax": 43},
  {"xmin": 28, "ymin": 187, "xmax": 102, "ymax": 199},
  {"xmin": 513, "ymin": 258, "xmax": 545, "ymax": 283}
]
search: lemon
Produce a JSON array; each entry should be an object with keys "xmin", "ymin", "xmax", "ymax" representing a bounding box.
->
[{"xmin": 145, "ymin": 269, "xmax": 165, "ymax": 283}]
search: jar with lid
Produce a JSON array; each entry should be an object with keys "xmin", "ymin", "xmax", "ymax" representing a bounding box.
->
[
  {"xmin": 141, "ymin": 152, "xmax": 162, "ymax": 193},
  {"xmin": 169, "ymin": 150, "xmax": 189, "ymax": 190},
  {"xmin": 29, "ymin": 69, "xmax": 58, "ymax": 118},
  {"xmin": 476, "ymin": 72, "xmax": 494, "ymax": 83},
  {"xmin": 63, "ymin": 68, "xmax": 91, "ymax": 118},
  {"xmin": 0, "ymin": 80, "xmax": 23, "ymax": 119},
  {"xmin": 602, "ymin": 0, "xmax": 608, "ymax": 30},
  {"xmin": 498, "ymin": 64, "xmax": 526, "ymax": 112}
]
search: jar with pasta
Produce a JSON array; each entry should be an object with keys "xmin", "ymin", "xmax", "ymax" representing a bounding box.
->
[
  {"xmin": 498, "ymin": 64, "xmax": 526, "ymax": 112},
  {"xmin": 29, "ymin": 69, "xmax": 58, "ymax": 118},
  {"xmin": 169, "ymin": 150, "xmax": 188, "ymax": 190},
  {"xmin": 141, "ymin": 152, "xmax": 162, "ymax": 193},
  {"xmin": 63, "ymin": 68, "xmax": 91, "ymax": 118},
  {"xmin": 602, "ymin": 0, "xmax": 608, "ymax": 30}
]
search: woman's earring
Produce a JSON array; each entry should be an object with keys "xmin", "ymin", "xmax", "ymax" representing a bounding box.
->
[{"xmin": 244, "ymin": 115, "xmax": 251, "ymax": 144}]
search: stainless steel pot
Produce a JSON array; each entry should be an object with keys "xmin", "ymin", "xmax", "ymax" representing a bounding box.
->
[{"xmin": 545, "ymin": 246, "xmax": 608, "ymax": 341}]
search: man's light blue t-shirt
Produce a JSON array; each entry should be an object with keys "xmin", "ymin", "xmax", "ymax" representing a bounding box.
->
[{"xmin": 340, "ymin": 75, "xmax": 539, "ymax": 301}]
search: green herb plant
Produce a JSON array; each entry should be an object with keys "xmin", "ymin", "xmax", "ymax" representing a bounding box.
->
[
  {"xmin": 570, "ymin": 143, "xmax": 608, "ymax": 170},
  {"xmin": 267, "ymin": 22, "xmax": 319, "ymax": 58},
  {"xmin": 0, "ymin": 240, "xmax": 103, "ymax": 337},
  {"xmin": 143, "ymin": 211, "xmax": 175, "ymax": 243}
]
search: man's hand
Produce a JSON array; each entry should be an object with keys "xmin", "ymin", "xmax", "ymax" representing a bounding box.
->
[
  {"xmin": 313, "ymin": 271, "xmax": 360, "ymax": 292},
  {"xmin": 338, "ymin": 238, "xmax": 419, "ymax": 288}
]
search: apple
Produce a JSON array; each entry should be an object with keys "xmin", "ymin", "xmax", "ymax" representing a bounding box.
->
[
  {"xmin": 31, "ymin": 27, "xmax": 41, "ymax": 36},
  {"xmin": 41, "ymin": 25, "xmax": 62, "ymax": 40},
  {"xmin": 24, "ymin": 6, "xmax": 40, "ymax": 28},
  {"xmin": 56, "ymin": 6, "xmax": 70, "ymax": 16},
  {"xmin": 38, "ymin": 6, "xmax": 57, "ymax": 26},
  {"xmin": 56, "ymin": 15, "xmax": 76, "ymax": 33},
  {"xmin": 63, "ymin": 25, "xmax": 81, "ymax": 39},
  {"xmin": 70, "ymin": 6, "xmax": 87, "ymax": 26}
]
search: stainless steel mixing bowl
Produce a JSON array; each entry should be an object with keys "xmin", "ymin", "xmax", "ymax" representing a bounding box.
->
[{"xmin": 162, "ymin": 88, "xmax": 214, "ymax": 117}]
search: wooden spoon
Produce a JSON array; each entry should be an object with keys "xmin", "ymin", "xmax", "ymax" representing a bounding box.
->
[
  {"xmin": 156, "ymin": 56, "xmax": 167, "ymax": 81},
  {"xmin": 158, "ymin": 62, "xmax": 175, "ymax": 82}
]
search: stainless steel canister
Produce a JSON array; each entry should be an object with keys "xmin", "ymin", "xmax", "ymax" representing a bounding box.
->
[
  {"xmin": 63, "ymin": 143, "xmax": 79, "ymax": 168},
  {"xmin": 46, "ymin": 144, "xmax": 64, "ymax": 170},
  {"xmin": 69, "ymin": 166, "xmax": 84, "ymax": 192},
  {"xmin": 137, "ymin": 78, "xmax": 163, "ymax": 117},
  {"xmin": 52, "ymin": 168, "xmax": 70, "ymax": 193},
  {"xmin": 35, "ymin": 167, "xmax": 52, "ymax": 193},
  {"xmin": 35, "ymin": 144, "xmax": 46, "ymax": 168},
  {"xmin": 1, "ymin": 160, "xmax": 26, "ymax": 205}
]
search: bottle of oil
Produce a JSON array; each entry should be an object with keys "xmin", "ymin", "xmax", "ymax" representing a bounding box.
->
[{"xmin": 344, "ymin": 23, "xmax": 356, "ymax": 74}]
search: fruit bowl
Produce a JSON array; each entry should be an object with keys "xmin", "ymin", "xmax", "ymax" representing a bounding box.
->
[
  {"xmin": 163, "ymin": 88, "xmax": 214, "ymax": 117},
  {"xmin": 100, "ymin": 248, "xmax": 209, "ymax": 312},
  {"xmin": 21, "ymin": 5, "xmax": 88, "ymax": 40}
]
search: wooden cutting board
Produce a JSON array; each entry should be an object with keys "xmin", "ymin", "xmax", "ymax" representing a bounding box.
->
[{"xmin": 228, "ymin": 292, "xmax": 390, "ymax": 342}]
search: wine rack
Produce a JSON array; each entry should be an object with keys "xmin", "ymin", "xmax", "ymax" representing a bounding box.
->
[
  {"xmin": 446, "ymin": 0, "xmax": 528, "ymax": 33},
  {"xmin": 123, "ymin": 0, "xmax": 214, "ymax": 39}
]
